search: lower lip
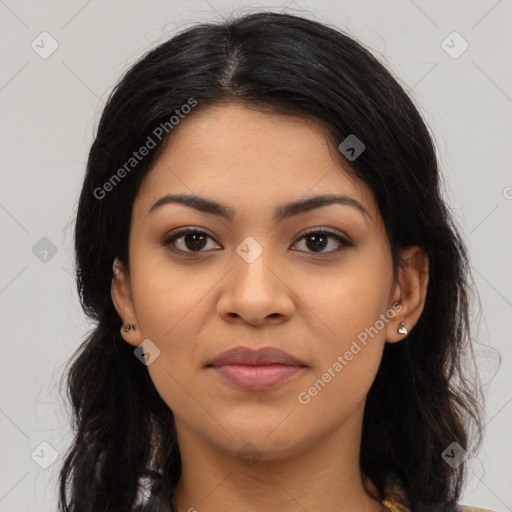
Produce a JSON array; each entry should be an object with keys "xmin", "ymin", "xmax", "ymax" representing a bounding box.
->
[{"xmin": 210, "ymin": 364, "xmax": 305, "ymax": 391}]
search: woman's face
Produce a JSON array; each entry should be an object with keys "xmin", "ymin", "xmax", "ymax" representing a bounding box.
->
[{"xmin": 113, "ymin": 103, "xmax": 422, "ymax": 463}]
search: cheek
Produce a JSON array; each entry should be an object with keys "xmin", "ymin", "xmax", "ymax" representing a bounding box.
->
[
  {"xmin": 310, "ymin": 260, "xmax": 392, "ymax": 341},
  {"xmin": 300, "ymin": 261, "xmax": 392, "ymax": 401},
  {"xmin": 129, "ymin": 250, "xmax": 208, "ymax": 340},
  {"xmin": 127, "ymin": 251, "xmax": 220, "ymax": 400},
  {"xmin": 294, "ymin": 274, "xmax": 390, "ymax": 422},
  {"xmin": 293, "ymin": 352, "xmax": 380, "ymax": 439}
]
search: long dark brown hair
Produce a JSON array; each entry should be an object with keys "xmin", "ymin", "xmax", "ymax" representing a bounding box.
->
[{"xmin": 58, "ymin": 10, "xmax": 483, "ymax": 511}]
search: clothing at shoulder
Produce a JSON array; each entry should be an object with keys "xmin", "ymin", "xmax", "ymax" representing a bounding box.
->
[
  {"xmin": 457, "ymin": 506, "xmax": 497, "ymax": 512},
  {"xmin": 380, "ymin": 473, "xmax": 496, "ymax": 512}
]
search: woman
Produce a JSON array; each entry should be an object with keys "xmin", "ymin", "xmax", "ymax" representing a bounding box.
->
[{"xmin": 58, "ymin": 10, "xmax": 492, "ymax": 512}]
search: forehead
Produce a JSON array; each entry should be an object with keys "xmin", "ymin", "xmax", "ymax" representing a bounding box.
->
[{"xmin": 134, "ymin": 103, "xmax": 380, "ymax": 226}]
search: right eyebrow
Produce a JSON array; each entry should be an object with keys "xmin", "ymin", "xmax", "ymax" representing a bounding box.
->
[{"xmin": 149, "ymin": 193, "xmax": 369, "ymax": 224}]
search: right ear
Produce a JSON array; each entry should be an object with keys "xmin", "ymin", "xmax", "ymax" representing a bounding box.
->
[{"xmin": 111, "ymin": 258, "xmax": 141, "ymax": 347}]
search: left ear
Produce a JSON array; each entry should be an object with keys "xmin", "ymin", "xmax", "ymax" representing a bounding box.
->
[
  {"xmin": 385, "ymin": 246, "xmax": 429, "ymax": 343},
  {"xmin": 111, "ymin": 258, "xmax": 142, "ymax": 347}
]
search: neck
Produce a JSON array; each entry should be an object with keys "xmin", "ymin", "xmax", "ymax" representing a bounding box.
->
[{"xmin": 172, "ymin": 403, "xmax": 383, "ymax": 512}]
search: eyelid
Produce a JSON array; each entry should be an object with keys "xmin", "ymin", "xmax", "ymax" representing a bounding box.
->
[
  {"xmin": 162, "ymin": 226, "xmax": 217, "ymax": 245},
  {"xmin": 298, "ymin": 226, "xmax": 353, "ymax": 246},
  {"xmin": 161, "ymin": 225, "xmax": 353, "ymax": 255}
]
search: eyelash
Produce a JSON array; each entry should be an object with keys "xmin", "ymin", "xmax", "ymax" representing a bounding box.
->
[{"xmin": 162, "ymin": 227, "xmax": 353, "ymax": 258}]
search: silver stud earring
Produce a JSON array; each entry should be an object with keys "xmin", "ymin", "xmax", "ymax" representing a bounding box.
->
[
  {"xmin": 124, "ymin": 323, "xmax": 133, "ymax": 332},
  {"xmin": 397, "ymin": 322, "xmax": 407, "ymax": 335}
]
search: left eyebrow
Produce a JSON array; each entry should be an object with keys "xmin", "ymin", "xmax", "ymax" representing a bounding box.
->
[{"xmin": 148, "ymin": 193, "xmax": 369, "ymax": 223}]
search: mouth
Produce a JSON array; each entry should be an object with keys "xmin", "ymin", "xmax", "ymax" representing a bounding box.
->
[{"xmin": 206, "ymin": 345, "xmax": 307, "ymax": 391}]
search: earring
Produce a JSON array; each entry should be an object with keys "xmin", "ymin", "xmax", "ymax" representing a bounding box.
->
[
  {"xmin": 113, "ymin": 258, "xmax": 122, "ymax": 276},
  {"xmin": 124, "ymin": 323, "xmax": 134, "ymax": 332},
  {"xmin": 396, "ymin": 320, "xmax": 418, "ymax": 400}
]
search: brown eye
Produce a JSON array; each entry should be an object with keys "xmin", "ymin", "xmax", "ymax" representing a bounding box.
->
[
  {"xmin": 163, "ymin": 229, "xmax": 220, "ymax": 253},
  {"xmin": 162, "ymin": 227, "xmax": 352, "ymax": 257},
  {"xmin": 291, "ymin": 229, "xmax": 353, "ymax": 257}
]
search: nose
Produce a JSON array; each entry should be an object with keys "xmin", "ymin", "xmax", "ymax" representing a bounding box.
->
[{"xmin": 216, "ymin": 245, "xmax": 295, "ymax": 327}]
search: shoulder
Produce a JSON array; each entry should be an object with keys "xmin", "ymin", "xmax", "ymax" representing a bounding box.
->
[
  {"xmin": 456, "ymin": 505, "xmax": 498, "ymax": 512},
  {"xmin": 380, "ymin": 472, "xmax": 497, "ymax": 512}
]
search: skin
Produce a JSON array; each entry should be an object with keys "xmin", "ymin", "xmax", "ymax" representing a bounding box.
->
[{"xmin": 111, "ymin": 103, "xmax": 429, "ymax": 512}]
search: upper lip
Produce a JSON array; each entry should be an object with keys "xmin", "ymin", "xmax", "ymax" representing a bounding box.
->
[{"xmin": 208, "ymin": 346, "xmax": 306, "ymax": 367}]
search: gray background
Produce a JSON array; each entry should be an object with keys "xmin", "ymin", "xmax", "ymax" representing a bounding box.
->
[{"xmin": 0, "ymin": 1, "xmax": 511, "ymax": 510}]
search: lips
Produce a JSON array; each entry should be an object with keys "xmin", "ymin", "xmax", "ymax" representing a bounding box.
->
[
  {"xmin": 207, "ymin": 346, "xmax": 306, "ymax": 391},
  {"xmin": 207, "ymin": 346, "xmax": 305, "ymax": 368}
]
